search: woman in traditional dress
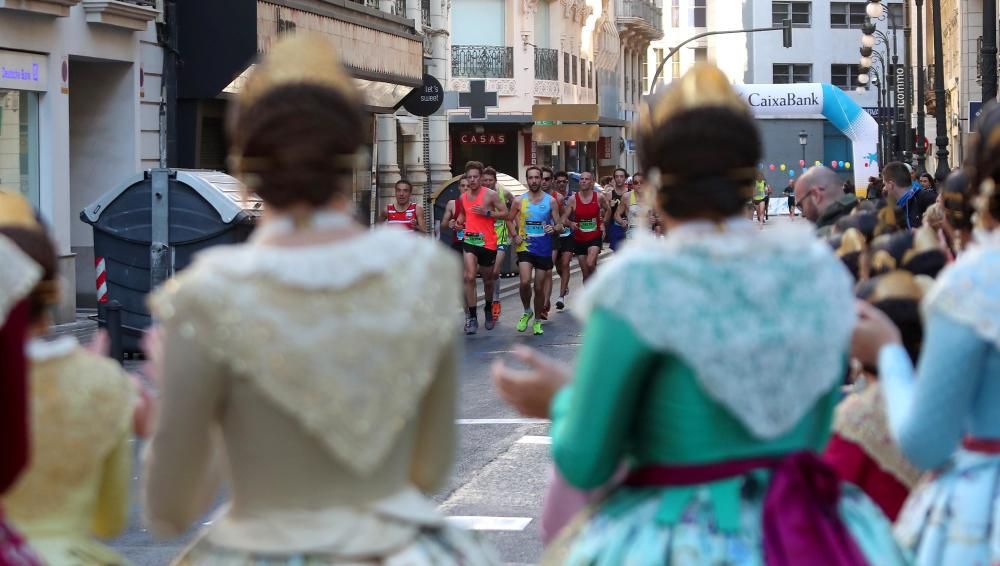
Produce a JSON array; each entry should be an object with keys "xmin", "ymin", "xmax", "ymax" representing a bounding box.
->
[
  {"xmin": 142, "ymin": 35, "xmax": 498, "ymax": 565},
  {"xmin": 491, "ymin": 64, "xmax": 906, "ymax": 565},
  {"xmin": 854, "ymin": 101, "xmax": 1000, "ymax": 566},
  {"xmin": 0, "ymin": 194, "xmax": 43, "ymax": 566},
  {"xmin": 823, "ymin": 271, "xmax": 924, "ymax": 521},
  {"xmin": 0, "ymin": 225, "xmax": 136, "ymax": 566}
]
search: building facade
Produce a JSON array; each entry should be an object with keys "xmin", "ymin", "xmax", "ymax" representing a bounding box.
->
[{"xmin": 0, "ymin": 0, "xmax": 161, "ymax": 321}]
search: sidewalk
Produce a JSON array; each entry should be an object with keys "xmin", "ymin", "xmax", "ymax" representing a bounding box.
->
[{"xmin": 50, "ymin": 308, "xmax": 100, "ymax": 345}]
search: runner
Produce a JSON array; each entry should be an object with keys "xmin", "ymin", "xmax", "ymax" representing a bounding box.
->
[
  {"xmin": 783, "ymin": 177, "xmax": 796, "ymax": 219},
  {"xmin": 753, "ymin": 171, "xmax": 768, "ymax": 225},
  {"xmin": 510, "ymin": 166, "xmax": 560, "ymax": 335},
  {"xmin": 540, "ymin": 166, "xmax": 554, "ymax": 195},
  {"xmin": 483, "ymin": 166, "xmax": 515, "ymax": 323},
  {"xmin": 455, "ymin": 161, "xmax": 507, "ymax": 334},
  {"xmin": 551, "ymin": 170, "xmax": 574, "ymax": 310},
  {"xmin": 615, "ymin": 170, "xmax": 652, "ymax": 240},
  {"xmin": 560, "ymin": 170, "xmax": 607, "ymax": 282},
  {"xmin": 440, "ymin": 176, "xmax": 468, "ymax": 256},
  {"xmin": 379, "ymin": 179, "xmax": 426, "ymax": 232},
  {"xmin": 604, "ymin": 168, "xmax": 629, "ymax": 252}
]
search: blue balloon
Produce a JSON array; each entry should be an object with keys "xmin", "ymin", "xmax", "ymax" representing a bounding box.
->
[
  {"xmin": 838, "ymin": 161, "xmax": 845, "ymax": 168},
  {"xmin": 789, "ymin": 170, "xmax": 795, "ymax": 176}
]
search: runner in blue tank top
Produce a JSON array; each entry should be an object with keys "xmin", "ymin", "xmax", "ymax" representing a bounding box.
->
[{"xmin": 511, "ymin": 166, "xmax": 561, "ymax": 335}]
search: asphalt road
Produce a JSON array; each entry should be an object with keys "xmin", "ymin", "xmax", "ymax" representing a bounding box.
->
[{"xmin": 108, "ymin": 266, "xmax": 589, "ymax": 565}]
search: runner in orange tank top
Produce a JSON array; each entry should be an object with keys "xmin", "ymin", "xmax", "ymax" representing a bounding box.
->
[{"xmin": 455, "ymin": 161, "xmax": 508, "ymax": 335}]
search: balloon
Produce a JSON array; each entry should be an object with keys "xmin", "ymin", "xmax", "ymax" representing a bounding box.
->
[
  {"xmin": 838, "ymin": 161, "xmax": 844, "ymax": 168},
  {"xmin": 845, "ymin": 162, "xmax": 852, "ymax": 169},
  {"xmin": 769, "ymin": 164, "xmax": 776, "ymax": 171},
  {"xmin": 815, "ymin": 160, "xmax": 822, "ymax": 166},
  {"xmin": 780, "ymin": 164, "xmax": 786, "ymax": 171},
  {"xmin": 799, "ymin": 159, "xmax": 806, "ymax": 167},
  {"xmin": 789, "ymin": 170, "xmax": 795, "ymax": 177},
  {"xmin": 831, "ymin": 160, "xmax": 838, "ymax": 168}
]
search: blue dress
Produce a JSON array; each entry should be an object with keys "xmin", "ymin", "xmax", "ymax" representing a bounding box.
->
[{"xmin": 880, "ymin": 237, "xmax": 1000, "ymax": 565}]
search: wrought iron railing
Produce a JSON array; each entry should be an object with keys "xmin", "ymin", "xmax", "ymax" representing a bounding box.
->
[
  {"xmin": 535, "ymin": 48, "xmax": 559, "ymax": 81},
  {"xmin": 616, "ymin": 0, "xmax": 664, "ymax": 36},
  {"xmin": 451, "ymin": 45, "xmax": 514, "ymax": 78},
  {"xmin": 120, "ymin": 0, "xmax": 157, "ymax": 6}
]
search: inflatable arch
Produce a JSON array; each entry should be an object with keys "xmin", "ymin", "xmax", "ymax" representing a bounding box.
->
[{"xmin": 732, "ymin": 83, "xmax": 878, "ymax": 187}]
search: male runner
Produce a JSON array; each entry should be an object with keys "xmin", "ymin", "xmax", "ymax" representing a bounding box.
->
[
  {"xmin": 604, "ymin": 168, "xmax": 629, "ymax": 251},
  {"xmin": 510, "ymin": 166, "xmax": 560, "ymax": 335},
  {"xmin": 551, "ymin": 170, "xmax": 574, "ymax": 309},
  {"xmin": 440, "ymin": 176, "xmax": 469, "ymax": 255},
  {"xmin": 483, "ymin": 167, "xmax": 515, "ymax": 323},
  {"xmin": 379, "ymin": 179, "xmax": 426, "ymax": 232},
  {"xmin": 560, "ymin": 170, "xmax": 607, "ymax": 282},
  {"xmin": 540, "ymin": 166, "xmax": 554, "ymax": 195},
  {"xmin": 455, "ymin": 161, "xmax": 507, "ymax": 334}
]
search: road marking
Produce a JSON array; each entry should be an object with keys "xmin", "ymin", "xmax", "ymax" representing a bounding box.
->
[
  {"xmin": 446, "ymin": 516, "xmax": 533, "ymax": 531},
  {"xmin": 516, "ymin": 435, "xmax": 552, "ymax": 445},
  {"xmin": 456, "ymin": 418, "xmax": 550, "ymax": 425}
]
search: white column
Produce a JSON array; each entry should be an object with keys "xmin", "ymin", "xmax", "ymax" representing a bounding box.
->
[
  {"xmin": 402, "ymin": 126, "xmax": 427, "ymax": 199},
  {"xmin": 427, "ymin": 0, "xmax": 453, "ymax": 209},
  {"xmin": 376, "ymin": 114, "xmax": 402, "ymax": 213}
]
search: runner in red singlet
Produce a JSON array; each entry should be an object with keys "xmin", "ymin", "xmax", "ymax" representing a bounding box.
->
[
  {"xmin": 559, "ymin": 170, "xmax": 607, "ymax": 282},
  {"xmin": 379, "ymin": 179, "xmax": 426, "ymax": 233},
  {"xmin": 455, "ymin": 161, "xmax": 507, "ymax": 334}
]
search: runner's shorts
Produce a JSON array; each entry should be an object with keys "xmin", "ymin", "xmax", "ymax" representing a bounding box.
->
[
  {"xmin": 574, "ymin": 238, "xmax": 603, "ymax": 257},
  {"xmin": 517, "ymin": 251, "xmax": 554, "ymax": 271},
  {"xmin": 463, "ymin": 243, "xmax": 497, "ymax": 267},
  {"xmin": 555, "ymin": 235, "xmax": 575, "ymax": 254}
]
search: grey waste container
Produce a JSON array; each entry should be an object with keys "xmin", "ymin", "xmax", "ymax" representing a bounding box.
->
[{"xmin": 81, "ymin": 169, "xmax": 262, "ymax": 353}]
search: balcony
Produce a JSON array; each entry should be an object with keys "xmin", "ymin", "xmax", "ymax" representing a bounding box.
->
[
  {"xmin": 535, "ymin": 48, "xmax": 559, "ymax": 81},
  {"xmin": 0, "ymin": 0, "xmax": 80, "ymax": 17},
  {"xmin": 451, "ymin": 45, "xmax": 514, "ymax": 78},
  {"xmin": 616, "ymin": 0, "xmax": 664, "ymax": 42},
  {"xmin": 82, "ymin": 0, "xmax": 159, "ymax": 30}
]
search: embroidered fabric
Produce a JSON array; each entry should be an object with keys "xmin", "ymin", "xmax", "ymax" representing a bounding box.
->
[
  {"xmin": 575, "ymin": 219, "xmax": 856, "ymax": 439},
  {"xmin": 923, "ymin": 241, "xmax": 1000, "ymax": 349},
  {"xmin": 833, "ymin": 383, "xmax": 922, "ymax": 488},
  {"xmin": 0, "ymin": 235, "xmax": 42, "ymax": 323},
  {"xmin": 148, "ymin": 228, "xmax": 463, "ymax": 475}
]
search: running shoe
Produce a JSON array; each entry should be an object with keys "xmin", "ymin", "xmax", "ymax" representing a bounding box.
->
[
  {"xmin": 516, "ymin": 312, "xmax": 533, "ymax": 332},
  {"xmin": 465, "ymin": 317, "xmax": 478, "ymax": 335},
  {"xmin": 532, "ymin": 321, "xmax": 544, "ymax": 335},
  {"xmin": 484, "ymin": 306, "xmax": 495, "ymax": 331},
  {"xmin": 491, "ymin": 301, "xmax": 502, "ymax": 321},
  {"xmin": 556, "ymin": 296, "xmax": 566, "ymax": 310}
]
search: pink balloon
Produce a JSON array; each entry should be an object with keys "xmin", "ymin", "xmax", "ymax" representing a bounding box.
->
[
  {"xmin": 769, "ymin": 164, "xmax": 776, "ymax": 171},
  {"xmin": 831, "ymin": 160, "xmax": 838, "ymax": 168},
  {"xmin": 799, "ymin": 159, "xmax": 806, "ymax": 167}
]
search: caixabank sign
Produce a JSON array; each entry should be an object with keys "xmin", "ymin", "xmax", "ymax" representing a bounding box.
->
[{"xmin": 732, "ymin": 83, "xmax": 878, "ymax": 186}]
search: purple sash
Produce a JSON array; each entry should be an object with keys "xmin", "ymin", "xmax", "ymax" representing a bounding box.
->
[{"xmin": 625, "ymin": 452, "xmax": 869, "ymax": 566}]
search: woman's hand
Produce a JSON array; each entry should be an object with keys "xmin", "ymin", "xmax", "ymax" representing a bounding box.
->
[
  {"xmin": 851, "ymin": 301, "xmax": 902, "ymax": 369},
  {"xmin": 491, "ymin": 345, "xmax": 571, "ymax": 419}
]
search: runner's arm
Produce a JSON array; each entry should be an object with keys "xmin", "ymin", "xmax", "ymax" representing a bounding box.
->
[
  {"xmin": 441, "ymin": 201, "xmax": 455, "ymax": 229},
  {"xmin": 415, "ymin": 204, "xmax": 428, "ymax": 234},
  {"xmin": 614, "ymin": 192, "xmax": 629, "ymax": 225},
  {"xmin": 560, "ymin": 197, "xmax": 576, "ymax": 230},
  {"xmin": 551, "ymin": 196, "xmax": 563, "ymax": 232},
  {"xmin": 492, "ymin": 190, "xmax": 508, "ymax": 218},
  {"xmin": 510, "ymin": 198, "xmax": 523, "ymax": 244}
]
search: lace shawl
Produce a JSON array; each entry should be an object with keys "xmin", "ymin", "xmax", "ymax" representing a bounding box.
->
[
  {"xmin": 575, "ymin": 220, "xmax": 856, "ymax": 439},
  {"xmin": 0, "ymin": 234, "xmax": 41, "ymax": 323},
  {"xmin": 149, "ymin": 228, "xmax": 463, "ymax": 476},
  {"xmin": 923, "ymin": 238, "xmax": 1000, "ymax": 349}
]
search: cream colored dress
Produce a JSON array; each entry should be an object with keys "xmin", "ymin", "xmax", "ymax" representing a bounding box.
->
[{"xmin": 144, "ymin": 226, "xmax": 499, "ymax": 565}]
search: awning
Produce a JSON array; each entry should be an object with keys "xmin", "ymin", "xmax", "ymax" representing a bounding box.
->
[{"xmin": 222, "ymin": 64, "xmax": 415, "ymax": 114}]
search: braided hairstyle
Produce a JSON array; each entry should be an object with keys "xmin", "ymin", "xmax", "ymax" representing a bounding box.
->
[{"xmin": 964, "ymin": 100, "xmax": 1000, "ymax": 224}]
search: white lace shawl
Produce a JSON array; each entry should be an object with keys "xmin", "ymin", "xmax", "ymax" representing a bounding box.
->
[
  {"xmin": 923, "ymin": 233, "xmax": 1000, "ymax": 349},
  {"xmin": 575, "ymin": 219, "xmax": 857, "ymax": 440},
  {"xmin": 0, "ymin": 234, "xmax": 42, "ymax": 323},
  {"xmin": 149, "ymin": 227, "xmax": 463, "ymax": 475}
]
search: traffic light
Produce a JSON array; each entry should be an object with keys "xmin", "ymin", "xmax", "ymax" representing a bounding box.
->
[{"xmin": 782, "ymin": 19, "xmax": 792, "ymax": 48}]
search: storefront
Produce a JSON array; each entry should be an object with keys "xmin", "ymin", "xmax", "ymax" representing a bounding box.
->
[
  {"xmin": 0, "ymin": 50, "xmax": 43, "ymax": 210},
  {"xmin": 449, "ymin": 124, "xmax": 522, "ymax": 176}
]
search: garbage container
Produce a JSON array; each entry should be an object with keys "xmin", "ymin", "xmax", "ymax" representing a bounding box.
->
[{"xmin": 81, "ymin": 169, "xmax": 262, "ymax": 352}]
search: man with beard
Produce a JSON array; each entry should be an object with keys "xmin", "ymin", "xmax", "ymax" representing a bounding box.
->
[
  {"xmin": 455, "ymin": 161, "xmax": 508, "ymax": 334},
  {"xmin": 510, "ymin": 166, "xmax": 561, "ymax": 335},
  {"xmin": 560, "ymin": 170, "xmax": 607, "ymax": 282}
]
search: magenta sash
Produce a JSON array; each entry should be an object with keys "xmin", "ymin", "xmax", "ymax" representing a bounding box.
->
[{"xmin": 625, "ymin": 452, "xmax": 869, "ymax": 566}]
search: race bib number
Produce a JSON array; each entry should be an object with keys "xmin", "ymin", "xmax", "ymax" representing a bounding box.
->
[
  {"xmin": 580, "ymin": 218, "xmax": 597, "ymax": 232},
  {"xmin": 525, "ymin": 221, "xmax": 545, "ymax": 237},
  {"xmin": 465, "ymin": 231, "xmax": 485, "ymax": 247}
]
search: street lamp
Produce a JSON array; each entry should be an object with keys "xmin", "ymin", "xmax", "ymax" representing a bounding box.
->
[
  {"xmin": 866, "ymin": 0, "xmax": 885, "ymax": 18},
  {"xmin": 798, "ymin": 130, "xmax": 808, "ymax": 165}
]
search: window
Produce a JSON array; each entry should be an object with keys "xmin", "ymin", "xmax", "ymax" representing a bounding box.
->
[
  {"xmin": 887, "ymin": 3, "xmax": 903, "ymax": 27},
  {"xmin": 534, "ymin": 0, "xmax": 550, "ymax": 49},
  {"xmin": 830, "ymin": 2, "xmax": 867, "ymax": 29},
  {"xmin": 771, "ymin": 2, "xmax": 811, "ymax": 28},
  {"xmin": 564, "ymin": 52, "xmax": 570, "ymax": 83},
  {"xmin": 452, "ymin": 0, "xmax": 505, "ymax": 45},
  {"xmin": 694, "ymin": 47, "xmax": 708, "ymax": 62},
  {"xmin": 0, "ymin": 90, "xmax": 39, "ymax": 209},
  {"xmin": 672, "ymin": 49, "xmax": 681, "ymax": 79},
  {"xmin": 640, "ymin": 53, "xmax": 648, "ymax": 92},
  {"xmin": 671, "ymin": 0, "xmax": 680, "ymax": 27},
  {"xmin": 831, "ymin": 64, "xmax": 863, "ymax": 89},
  {"xmin": 572, "ymin": 54, "xmax": 578, "ymax": 85},
  {"xmin": 581, "ymin": 57, "xmax": 587, "ymax": 87},
  {"xmin": 773, "ymin": 63, "xmax": 811, "ymax": 84},
  {"xmin": 691, "ymin": 0, "xmax": 706, "ymax": 27}
]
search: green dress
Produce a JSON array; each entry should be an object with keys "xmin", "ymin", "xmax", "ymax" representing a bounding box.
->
[{"xmin": 541, "ymin": 220, "xmax": 908, "ymax": 565}]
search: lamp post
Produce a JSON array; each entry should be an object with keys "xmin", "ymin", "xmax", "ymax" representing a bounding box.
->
[
  {"xmin": 914, "ymin": 0, "xmax": 927, "ymax": 174},
  {"xmin": 984, "ymin": 0, "xmax": 998, "ymax": 104},
  {"xmin": 861, "ymin": 7, "xmax": 905, "ymax": 162},
  {"xmin": 799, "ymin": 130, "xmax": 808, "ymax": 165},
  {"xmin": 930, "ymin": 0, "xmax": 950, "ymax": 180}
]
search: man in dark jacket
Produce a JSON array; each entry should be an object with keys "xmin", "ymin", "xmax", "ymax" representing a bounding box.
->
[
  {"xmin": 795, "ymin": 165, "xmax": 858, "ymax": 237},
  {"xmin": 882, "ymin": 161, "xmax": 937, "ymax": 230}
]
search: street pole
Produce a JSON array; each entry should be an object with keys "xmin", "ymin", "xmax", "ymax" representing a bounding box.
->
[
  {"xmin": 983, "ymin": 0, "xmax": 998, "ymax": 104},
  {"xmin": 915, "ymin": 0, "xmax": 927, "ymax": 175},
  {"xmin": 904, "ymin": 1, "xmax": 913, "ymax": 163},
  {"xmin": 931, "ymin": 0, "xmax": 951, "ymax": 180}
]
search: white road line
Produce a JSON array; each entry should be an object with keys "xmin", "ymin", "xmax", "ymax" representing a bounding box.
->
[
  {"xmin": 515, "ymin": 435, "xmax": 552, "ymax": 445},
  {"xmin": 456, "ymin": 418, "xmax": 550, "ymax": 425},
  {"xmin": 446, "ymin": 516, "xmax": 533, "ymax": 531}
]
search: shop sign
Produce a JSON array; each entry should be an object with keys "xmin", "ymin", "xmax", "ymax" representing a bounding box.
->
[
  {"xmin": 402, "ymin": 74, "xmax": 444, "ymax": 117},
  {"xmin": 0, "ymin": 50, "xmax": 47, "ymax": 92},
  {"xmin": 598, "ymin": 137, "xmax": 611, "ymax": 159},
  {"xmin": 460, "ymin": 132, "xmax": 508, "ymax": 144}
]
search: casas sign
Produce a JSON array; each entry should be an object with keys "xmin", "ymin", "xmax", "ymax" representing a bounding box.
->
[{"xmin": 459, "ymin": 133, "xmax": 508, "ymax": 144}]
